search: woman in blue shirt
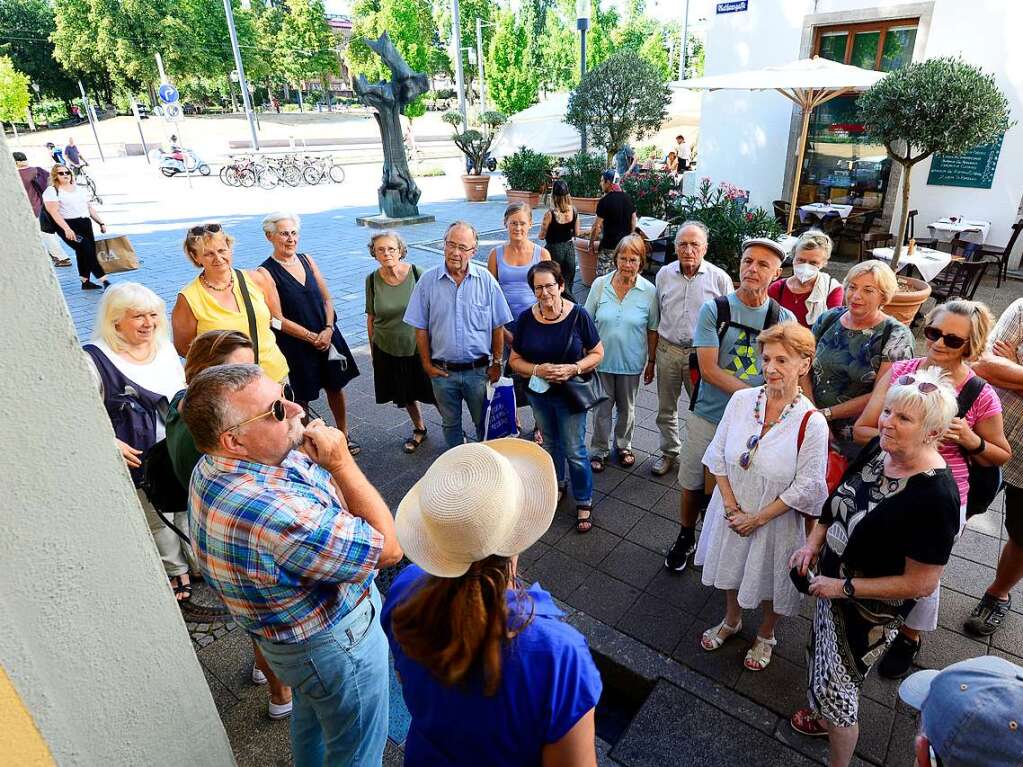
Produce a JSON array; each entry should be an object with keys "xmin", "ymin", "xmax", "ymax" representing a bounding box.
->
[
  {"xmin": 584, "ymin": 234, "xmax": 659, "ymax": 471},
  {"xmin": 384, "ymin": 439, "xmax": 602, "ymax": 766}
]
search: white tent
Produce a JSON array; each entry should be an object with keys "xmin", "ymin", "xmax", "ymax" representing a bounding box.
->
[
  {"xmin": 492, "ymin": 89, "xmax": 703, "ymax": 159},
  {"xmin": 670, "ymin": 57, "xmax": 885, "ymax": 233}
]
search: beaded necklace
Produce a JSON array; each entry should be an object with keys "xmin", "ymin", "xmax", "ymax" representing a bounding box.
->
[{"xmin": 752, "ymin": 385, "xmax": 800, "ymax": 427}]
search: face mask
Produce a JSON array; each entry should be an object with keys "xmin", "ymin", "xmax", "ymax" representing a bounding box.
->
[
  {"xmin": 528, "ymin": 375, "xmax": 550, "ymax": 394},
  {"xmin": 793, "ymin": 263, "xmax": 820, "ymax": 283}
]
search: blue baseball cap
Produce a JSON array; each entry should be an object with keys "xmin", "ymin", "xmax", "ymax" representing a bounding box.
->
[
  {"xmin": 601, "ymin": 169, "xmax": 616, "ymax": 183},
  {"xmin": 899, "ymin": 655, "xmax": 1023, "ymax": 766}
]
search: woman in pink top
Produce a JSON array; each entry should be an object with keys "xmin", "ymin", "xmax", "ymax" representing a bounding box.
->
[
  {"xmin": 768, "ymin": 230, "xmax": 843, "ymax": 328},
  {"xmin": 853, "ymin": 299, "xmax": 1010, "ymax": 679}
]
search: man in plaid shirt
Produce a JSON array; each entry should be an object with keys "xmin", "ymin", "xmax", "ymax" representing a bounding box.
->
[{"xmin": 182, "ymin": 364, "xmax": 402, "ymax": 766}]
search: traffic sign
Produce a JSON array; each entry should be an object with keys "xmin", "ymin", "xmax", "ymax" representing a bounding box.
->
[
  {"xmin": 163, "ymin": 102, "xmax": 183, "ymax": 122},
  {"xmin": 158, "ymin": 84, "xmax": 179, "ymax": 104}
]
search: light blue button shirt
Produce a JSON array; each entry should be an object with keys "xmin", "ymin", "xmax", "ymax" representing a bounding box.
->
[
  {"xmin": 404, "ymin": 262, "xmax": 513, "ymax": 363},
  {"xmin": 585, "ymin": 271, "xmax": 659, "ymax": 375}
]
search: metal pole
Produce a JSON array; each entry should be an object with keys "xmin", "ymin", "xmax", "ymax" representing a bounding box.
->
[
  {"xmin": 680, "ymin": 0, "xmax": 691, "ymax": 79},
  {"xmin": 452, "ymin": 0, "xmax": 467, "ymax": 130},
  {"xmin": 578, "ymin": 21, "xmax": 588, "ymax": 153},
  {"xmin": 131, "ymin": 98, "xmax": 150, "ymax": 163},
  {"xmin": 78, "ymin": 80, "xmax": 105, "ymax": 162},
  {"xmin": 476, "ymin": 17, "xmax": 486, "ymax": 114},
  {"xmin": 222, "ymin": 0, "xmax": 260, "ymax": 150}
]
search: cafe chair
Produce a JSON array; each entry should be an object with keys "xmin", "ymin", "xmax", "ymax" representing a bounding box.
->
[
  {"xmin": 839, "ymin": 210, "xmax": 881, "ymax": 261},
  {"xmin": 859, "ymin": 230, "xmax": 895, "ymax": 262},
  {"xmin": 929, "ymin": 255, "xmax": 996, "ymax": 303},
  {"xmin": 977, "ymin": 218, "xmax": 1023, "ymax": 288}
]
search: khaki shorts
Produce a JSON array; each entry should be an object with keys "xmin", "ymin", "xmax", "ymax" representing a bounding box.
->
[{"xmin": 677, "ymin": 412, "xmax": 718, "ymax": 491}]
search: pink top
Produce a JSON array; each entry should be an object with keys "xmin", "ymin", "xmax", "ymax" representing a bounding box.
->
[
  {"xmin": 768, "ymin": 278, "xmax": 844, "ymax": 328},
  {"xmin": 889, "ymin": 358, "xmax": 1002, "ymax": 507}
]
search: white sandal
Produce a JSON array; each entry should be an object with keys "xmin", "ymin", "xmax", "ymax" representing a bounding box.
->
[
  {"xmin": 701, "ymin": 618, "xmax": 742, "ymax": 651},
  {"xmin": 744, "ymin": 635, "xmax": 777, "ymax": 671}
]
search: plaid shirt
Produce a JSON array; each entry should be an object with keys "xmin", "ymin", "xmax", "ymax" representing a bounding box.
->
[
  {"xmin": 990, "ymin": 298, "xmax": 1023, "ymax": 488},
  {"xmin": 189, "ymin": 451, "xmax": 383, "ymax": 643}
]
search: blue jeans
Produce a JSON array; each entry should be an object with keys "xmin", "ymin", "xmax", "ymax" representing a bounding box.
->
[
  {"xmin": 527, "ymin": 391, "xmax": 593, "ymax": 504},
  {"xmin": 431, "ymin": 367, "xmax": 488, "ymax": 449},
  {"xmin": 254, "ymin": 586, "xmax": 388, "ymax": 767}
]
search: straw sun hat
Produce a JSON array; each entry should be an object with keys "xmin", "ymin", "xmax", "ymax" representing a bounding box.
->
[{"xmin": 396, "ymin": 439, "xmax": 558, "ymax": 578}]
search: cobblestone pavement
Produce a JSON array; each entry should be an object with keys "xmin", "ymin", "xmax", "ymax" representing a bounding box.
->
[{"xmin": 54, "ymin": 164, "xmax": 1023, "ymax": 766}]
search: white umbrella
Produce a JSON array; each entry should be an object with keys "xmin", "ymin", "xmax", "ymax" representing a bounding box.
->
[{"xmin": 671, "ymin": 56, "xmax": 886, "ymax": 233}]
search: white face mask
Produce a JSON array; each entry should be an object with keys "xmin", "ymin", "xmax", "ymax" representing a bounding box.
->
[{"xmin": 793, "ymin": 263, "xmax": 820, "ymax": 283}]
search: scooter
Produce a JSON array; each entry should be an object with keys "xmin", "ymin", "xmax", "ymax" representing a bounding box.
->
[
  {"xmin": 466, "ymin": 152, "xmax": 498, "ymax": 174},
  {"xmin": 159, "ymin": 147, "xmax": 211, "ymax": 177}
]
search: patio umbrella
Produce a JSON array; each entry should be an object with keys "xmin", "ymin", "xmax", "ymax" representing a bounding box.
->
[{"xmin": 670, "ymin": 57, "xmax": 886, "ymax": 234}]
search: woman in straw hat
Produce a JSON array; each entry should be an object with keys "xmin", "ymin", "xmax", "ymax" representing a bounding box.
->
[{"xmin": 382, "ymin": 439, "xmax": 603, "ymax": 766}]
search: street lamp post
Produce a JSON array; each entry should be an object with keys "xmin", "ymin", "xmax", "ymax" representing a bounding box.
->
[
  {"xmin": 451, "ymin": 0, "xmax": 468, "ymax": 131},
  {"xmin": 679, "ymin": 0, "xmax": 691, "ymax": 80},
  {"xmin": 222, "ymin": 0, "xmax": 260, "ymax": 150},
  {"xmin": 576, "ymin": 0, "xmax": 590, "ymax": 153}
]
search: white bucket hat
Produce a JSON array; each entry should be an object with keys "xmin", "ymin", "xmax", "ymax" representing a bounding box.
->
[{"xmin": 396, "ymin": 439, "xmax": 558, "ymax": 578}]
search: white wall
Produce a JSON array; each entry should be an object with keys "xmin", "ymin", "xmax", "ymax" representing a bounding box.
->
[{"xmin": 0, "ymin": 135, "xmax": 235, "ymax": 765}]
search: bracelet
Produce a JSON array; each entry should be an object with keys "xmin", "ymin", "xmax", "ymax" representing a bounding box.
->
[
  {"xmin": 647, "ymin": 358, "xmax": 655, "ymax": 364},
  {"xmin": 575, "ymin": 364, "xmax": 582, "ymax": 376},
  {"xmin": 967, "ymin": 437, "xmax": 986, "ymax": 456}
]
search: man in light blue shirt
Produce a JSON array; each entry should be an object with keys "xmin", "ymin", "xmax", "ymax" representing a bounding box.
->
[
  {"xmin": 663, "ymin": 238, "xmax": 794, "ymax": 572},
  {"xmin": 405, "ymin": 221, "xmax": 513, "ymax": 449}
]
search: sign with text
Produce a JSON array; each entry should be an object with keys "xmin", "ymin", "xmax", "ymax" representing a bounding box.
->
[
  {"xmin": 926, "ymin": 135, "xmax": 1004, "ymax": 189},
  {"xmin": 716, "ymin": 1, "xmax": 748, "ymax": 13}
]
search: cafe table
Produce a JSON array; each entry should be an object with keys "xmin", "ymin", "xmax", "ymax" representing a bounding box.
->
[
  {"xmin": 926, "ymin": 218, "xmax": 991, "ymax": 245},
  {"xmin": 871, "ymin": 245, "xmax": 952, "ymax": 282},
  {"xmin": 799, "ymin": 202, "xmax": 854, "ymax": 223}
]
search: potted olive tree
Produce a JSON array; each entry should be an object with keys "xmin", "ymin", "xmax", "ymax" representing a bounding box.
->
[
  {"xmin": 500, "ymin": 146, "xmax": 553, "ymax": 208},
  {"xmin": 858, "ymin": 56, "xmax": 1013, "ymax": 323},
  {"xmin": 444, "ymin": 110, "xmax": 507, "ymax": 201}
]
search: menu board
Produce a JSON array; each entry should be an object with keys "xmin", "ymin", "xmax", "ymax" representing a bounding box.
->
[{"xmin": 926, "ymin": 135, "xmax": 1004, "ymax": 189}]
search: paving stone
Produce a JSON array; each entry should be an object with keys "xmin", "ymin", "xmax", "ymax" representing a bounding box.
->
[
  {"xmin": 862, "ymin": 668, "xmax": 900, "ymax": 709},
  {"xmin": 885, "ymin": 712, "xmax": 918, "ymax": 767},
  {"xmin": 200, "ymin": 661, "xmax": 242, "ymax": 717},
  {"xmin": 769, "ymin": 615, "xmax": 811, "ymax": 669},
  {"xmin": 567, "ymin": 571, "xmax": 641, "ymax": 626},
  {"xmin": 597, "ymin": 736, "xmax": 624, "ymax": 766},
  {"xmin": 592, "ymin": 463, "xmax": 630, "ymax": 494},
  {"xmin": 915, "ymin": 626, "xmax": 988, "ymax": 670},
  {"xmin": 626, "ymin": 513, "xmax": 679, "ymax": 555},
  {"xmin": 952, "ymin": 527, "xmax": 1001, "ymax": 567},
  {"xmin": 555, "ymin": 524, "xmax": 622, "ymax": 567},
  {"xmin": 612, "ymin": 679, "xmax": 817, "ymax": 767},
  {"xmin": 526, "ymin": 547, "xmax": 595, "ymax": 602},
  {"xmin": 646, "ymin": 487, "xmax": 682, "ymax": 521},
  {"xmin": 616, "ymin": 593, "xmax": 693, "ymax": 655},
  {"xmin": 600, "ymin": 539, "xmax": 665, "ymax": 591},
  {"xmin": 936, "ymin": 585, "xmax": 986, "ymax": 635},
  {"xmin": 964, "ymin": 510, "xmax": 1006, "ymax": 539},
  {"xmin": 990, "ymin": 605, "xmax": 1023, "ymax": 655},
  {"xmin": 518, "ymin": 540, "xmax": 550, "ymax": 571},
  {"xmin": 856, "ymin": 696, "xmax": 896, "ymax": 766},
  {"xmin": 591, "ymin": 495, "xmax": 647, "ymax": 538},
  {"xmin": 540, "ymin": 506, "xmax": 578, "ymax": 547},
  {"xmin": 644, "ymin": 567, "xmax": 714, "ymax": 615},
  {"xmin": 940, "ymin": 555, "xmax": 996, "ymax": 599},
  {"xmin": 671, "ymin": 622, "xmax": 747, "ymax": 688},
  {"xmin": 383, "ymin": 739, "xmax": 405, "ymax": 767},
  {"xmin": 197, "ymin": 624, "xmax": 259, "ymax": 698},
  {"xmin": 735, "ymin": 653, "xmax": 811, "ymax": 718},
  {"xmin": 610, "ymin": 474, "xmax": 669, "ymax": 510},
  {"xmin": 219, "ymin": 683, "xmax": 293, "ymax": 767}
]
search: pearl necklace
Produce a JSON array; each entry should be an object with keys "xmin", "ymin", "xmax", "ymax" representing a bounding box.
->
[
  {"xmin": 752, "ymin": 386, "xmax": 800, "ymax": 428},
  {"xmin": 200, "ymin": 273, "xmax": 234, "ymax": 292}
]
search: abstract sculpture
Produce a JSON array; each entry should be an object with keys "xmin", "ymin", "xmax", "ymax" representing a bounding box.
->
[{"xmin": 354, "ymin": 33, "xmax": 430, "ymax": 220}]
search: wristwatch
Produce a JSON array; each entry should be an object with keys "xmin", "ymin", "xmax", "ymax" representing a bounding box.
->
[
  {"xmin": 967, "ymin": 437, "xmax": 986, "ymax": 456},
  {"xmin": 843, "ymin": 576, "xmax": 856, "ymax": 598},
  {"xmin": 822, "ymin": 407, "xmax": 833, "ymax": 421}
]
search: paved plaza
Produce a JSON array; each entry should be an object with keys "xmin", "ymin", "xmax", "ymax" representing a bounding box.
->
[{"xmin": 54, "ymin": 157, "xmax": 1023, "ymax": 766}]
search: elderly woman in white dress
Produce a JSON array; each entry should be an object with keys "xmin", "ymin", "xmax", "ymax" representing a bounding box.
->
[{"xmin": 698, "ymin": 322, "xmax": 830, "ymax": 671}]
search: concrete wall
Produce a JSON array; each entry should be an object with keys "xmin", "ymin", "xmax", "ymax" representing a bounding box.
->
[
  {"xmin": 0, "ymin": 135, "xmax": 234, "ymax": 765},
  {"xmin": 697, "ymin": 0, "xmax": 1023, "ymax": 264}
]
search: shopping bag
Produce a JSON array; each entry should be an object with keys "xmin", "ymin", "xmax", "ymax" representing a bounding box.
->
[
  {"xmin": 96, "ymin": 234, "xmax": 139, "ymax": 273},
  {"xmin": 479, "ymin": 377, "xmax": 519, "ymax": 440}
]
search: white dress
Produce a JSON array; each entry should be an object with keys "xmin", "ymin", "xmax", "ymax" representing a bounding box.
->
[{"xmin": 697, "ymin": 387, "xmax": 830, "ymax": 617}]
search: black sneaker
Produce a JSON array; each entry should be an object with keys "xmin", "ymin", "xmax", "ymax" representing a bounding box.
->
[
  {"xmin": 81, "ymin": 281, "xmax": 101, "ymax": 290},
  {"xmin": 964, "ymin": 593, "xmax": 1012, "ymax": 637},
  {"xmin": 877, "ymin": 632, "xmax": 921, "ymax": 679},
  {"xmin": 664, "ymin": 527, "xmax": 696, "ymax": 572}
]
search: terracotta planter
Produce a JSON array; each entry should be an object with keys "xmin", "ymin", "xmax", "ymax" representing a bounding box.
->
[
  {"xmin": 506, "ymin": 189, "xmax": 541, "ymax": 208},
  {"xmin": 574, "ymin": 236, "xmax": 597, "ymax": 286},
  {"xmin": 461, "ymin": 174, "xmax": 491, "ymax": 202},
  {"xmin": 573, "ymin": 196, "xmax": 600, "ymax": 215},
  {"xmin": 884, "ymin": 276, "xmax": 932, "ymax": 325}
]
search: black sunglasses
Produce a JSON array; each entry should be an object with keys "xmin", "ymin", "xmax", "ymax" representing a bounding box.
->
[
  {"xmin": 56, "ymin": 170, "xmax": 72, "ymax": 176},
  {"xmin": 222, "ymin": 398, "xmax": 286, "ymax": 434},
  {"xmin": 923, "ymin": 325, "xmax": 967, "ymax": 349},
  {"xmin": 189, "ymin": 223, "xmax": 223, "ymax": 237}
]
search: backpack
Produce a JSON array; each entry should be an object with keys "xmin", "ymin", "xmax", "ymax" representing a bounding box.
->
[
  {"xmin": 688, "ymin": 295, "xmax": 782, "ymax": 411},
  {"xmin": 956, "ymin": 375, "xmax": 1003, "ymax": 519}
]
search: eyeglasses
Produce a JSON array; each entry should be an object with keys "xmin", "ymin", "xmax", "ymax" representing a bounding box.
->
[
  {"xmin": 533, "ymin": 282, "xmax": 560, "ymax": 293},
  {"xmin": 739, "ymin": 434, "xmax": 762, "ymax": 470},
  {"xmin": 56, "ymin": 171, "xmax": 72, "ymax": 177},
  {"xmin": 676, "ymin": 242, "xmax": 704, "ymax": 251},
  {"xmin": 276, "ymin": 230, "xmax": 299, "ymax": 239},
  {"xmin": 444, "ymin": 240, "xmax": 475, "ymax": 254},
  {"xmin": 923, "ymin": 325, "xmax": 967, "ymax": 350},
  {"xmin": 189, "ymin": 223, "xmax": 223, "ymax": 237},
  {"xmin": 222, "ymin": 398, "xmax": 286, "ymax": 434},
  {"xmin": 895, "ymin": 374, "xmax": 939, "ymax": 394}
]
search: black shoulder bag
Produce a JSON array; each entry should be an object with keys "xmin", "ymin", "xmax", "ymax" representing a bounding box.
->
[
  {"xmin": 956, "ymin": 376, "xmax": 1002, "ymax": 519},
  {"xmin": 39, "ymin": 187, "xmax": 59, "ymax": 234},
  {"xmin": 235, "ymin": 269, "xmax": 260, "ymax": 364},
  {"xmin": 559, "ymin": 307, "xmax": 608, "ymax": 414}
]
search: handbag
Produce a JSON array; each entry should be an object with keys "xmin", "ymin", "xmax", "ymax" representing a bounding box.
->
[
  {"xmin": 39, "ymin": 186, "xmax": 58, "ymax": 233},
  {"xmin": 956, "ymin": 376, "xmax": 1003, "ymax": 518},
  {"xmin": 235, "ymin": 268, "xmax": 260, "ymax": 364},
  {"xmin": 96, "ymin": 235, "xmax": 139, "ymax": 273},
  {"xmin": 559, "ymin": 308, "xmax": 608, "ymax": 414},
  {"xmin": 479, "ymin": 377, "xmax": 519, "ymax": 440}
]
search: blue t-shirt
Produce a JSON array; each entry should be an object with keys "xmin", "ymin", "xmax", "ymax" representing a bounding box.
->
[
  {"xmin": 512, "ymin": 304, "xmax": 600, "ymax": 365},
  {"xmin": 383, "ymin": 565, "xmax": 603, "ymax": 767},
  {"xmin": 692, "ymin": 292, "xmax": 795, "ymax": 424},
  {"xmin": 585, "ymin": 271, "xmax": 659, "ymax": 375}
]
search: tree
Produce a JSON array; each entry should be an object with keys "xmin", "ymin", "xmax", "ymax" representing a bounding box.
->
[
  {"xmin": 0, "ymin": 56, "xmax": 32, "ymax": 128},
  {"xmin": 585, "ymin": 0, "xmax": 618, "ymax": 71},
  {"xmin": 533, "ymin": 10, "xmax": 575, "ymax": 95},
  {"xmin": 485, "ymin": 10, "xmax": 537, "ymax": 114},
  {"xmin": 0, "ymin": 0, "xmax": 76, "ymax": 100},
  {"xmin": 638, "ymin": 30, "xmax": 670, "ymax": 81},
  {"xmin": 858, "ymin": 56, "xmax": 1014, "ymax": 269},
  {"xmin": 347, "ymin": 0, "xmax": 388, "ymax": 84},
  {"xmin": 433, "ymin": 0, "xmax": 493, "ymax": 99},
  {"xmin": 380, "ymin": 0, "xmax": 434, "ymax": 117},
  {"xmin": 52, "ymin": 0, "xmax": 109, "ymax": 92},
  {"xmin": 278, "ymin": 0, "xmax": 340, "ymax": 103},
  {"xmin": 565, "ymin": 49, "xmax": 669, "ymax": 162}
]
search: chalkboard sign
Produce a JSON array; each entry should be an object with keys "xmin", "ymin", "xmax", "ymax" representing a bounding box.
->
[{"xmin": 927, "ymin": 135, "xmax": 1004, "ymax": 189}]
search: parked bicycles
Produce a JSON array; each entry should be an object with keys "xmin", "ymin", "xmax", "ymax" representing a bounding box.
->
[{"xmin": 218, "ymin": 152, "xmax": 347, "ymax": 189}]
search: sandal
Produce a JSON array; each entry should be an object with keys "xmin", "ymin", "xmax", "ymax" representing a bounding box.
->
[
  {"xmin": 576, "ymin": 504, "xmax": 593, "ymax": 534},
  {"xmin": 533, "ymin": 426, "xmax": 544, "ymax": 446},
  {"xmin": 557, "ymin": 486, "xmax": 567, "ymax": 505},
  {"xmin": 590, "ymin": 456, "xmax": 606, "ymax": 473},
  {"xmin": 403, "ymin": 428, "xmax": 428, "ymax": 454},
  {"xmin": 619, "ymin": 449, "xmax": 636, "ymax": 467},
  {"xmin": 170, "ymin": 574, "xmax": 192, "ymax": 603},
  {"xmin": 347, "ymin": 436, "xmax": 361, "ymax": 456},
  {"xmin": 790, "ymin": 707, "xmax": 828, "ymax": 737},
  {"xmin": 700, "ymin": 618, "xmax": 742, "ymax": 651},
  {"xmin": 744, "ymin": 635, "xmax": 777, "ymax": 671}
]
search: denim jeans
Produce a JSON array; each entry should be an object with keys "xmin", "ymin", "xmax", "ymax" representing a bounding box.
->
[
  {"xmin": 431, "ymin": 367, "xmax": 488, "ymax": 449},
  {"xmin": 254, "ymin": 585, "xmax": 389, "ymax": 767},
  {"xmin": 527, "ymin": 391, "xmax": 593, "ymax": 504}
]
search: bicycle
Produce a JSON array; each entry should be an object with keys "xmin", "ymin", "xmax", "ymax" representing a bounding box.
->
[{"xmin": 74, "ymin": 165, "xmax": 101, "ymax": 204}]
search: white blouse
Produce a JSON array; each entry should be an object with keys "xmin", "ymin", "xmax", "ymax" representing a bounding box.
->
[{"xmin": 42, "ymin": 184, "xmax": 91, "ymax": 220}]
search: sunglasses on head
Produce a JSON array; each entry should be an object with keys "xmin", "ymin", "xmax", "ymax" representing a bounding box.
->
[
  {"xmin": 189, "ymin": 223, "xmax": 223, "ymax": 237},
  {"xmin": 222, "ymin": 397, "xmax": 286, "ymax": 434},
  {"xmin": 895, "ymin": 374, "xmax": 939, "ymax": 394},
  {"xmin": 923, "ymin": 325, "xmax": 967, "ymax": 349}
]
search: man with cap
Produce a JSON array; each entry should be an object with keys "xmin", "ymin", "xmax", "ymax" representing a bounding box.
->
[
  {"xmin": 900, "ymin": 655, "xmax": 1023, "ymax": 766},
  {"xmin": 13, "ymin": 151, "xmax": 72, "ymax": 267},
  {"xmin": 664, "ymin": 238, "xmax": 794, "ymax": 572},
  {"xmin": 588, "ymin": 170, "xmax": 638, "ymax": 279}
]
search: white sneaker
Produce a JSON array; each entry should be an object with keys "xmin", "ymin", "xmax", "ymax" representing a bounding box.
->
[
  {"xmin": 251, "ymin": 665, "xmax": 267, "ymax": 685},
  {"xmin": 268, "ymin": 698, "xmax": 293, "ymax": 719}
]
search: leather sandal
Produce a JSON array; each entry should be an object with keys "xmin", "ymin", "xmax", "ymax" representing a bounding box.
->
[
  {"xmin": 790, "ymin": 707, "xmax": 828, "ymax": 737},
  {"xmin": 701, "ymin": 618, "xmax": 742, "ymax": 651},
  {"xmin": 619, "ymin": 449, "xmax": 636, "ymax": 467},
  {"xmin": 576, "ymin": 504, "xmax": 593, "ymax": 533},
  {"xmin": 590, "ymin": 456, "xmax": 606, "ymax": 473},
  {"xmin": 743, "ymin": 635, "xmax": 777, "ymax": 671},
  {"xmin": 403, "ymin": 428, "xmax": 427, "ymax": 453},
  {"xmin": 170, "ymin": 574, "xmax": 192, "ymax": 603}
]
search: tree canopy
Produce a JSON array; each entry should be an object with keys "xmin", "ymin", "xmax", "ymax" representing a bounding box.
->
[
  {"xmin": 0, "ymin": 56, "xmax": 32, "ymax": 125},
  {"xmin": 485, "ymin": 10, "xmax": 537, "ymax": 114}
]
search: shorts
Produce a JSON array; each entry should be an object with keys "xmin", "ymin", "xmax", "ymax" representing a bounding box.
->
[
  {"xmin": 677, "ymin": 412, "xmax": 718, "ymax": 491},
  {"xmin": 1006, "ymin": 483, "xmax": 1022, "ymax": 545}
]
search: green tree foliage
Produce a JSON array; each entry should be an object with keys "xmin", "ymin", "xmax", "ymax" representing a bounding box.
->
[
  {"xmin": 0, "ymin": 56, "xmax": 32, "ymax": 124},
  {"xmin": 278, "ymin": 0, "xmax": 339, "ymax": 92},
  {"xmin": 0, "ymin": 0, "xmax": 76, "ymax": 99},
  {"xmin": 533, "ymin": 10, "xmax": 575, "ymax": 95},
  {"xmin": 638, "ymin": 31, "xmax": 670, "ymax": 81},
  {"xmin": 347, "ymin": 0, "xmax": 388, "ymax": 83},
  {"xmin": 566, "ymin": 49, "xmax": 669, "ymax": 162},
  {"xmin": 51, "ymin": 0, "xmax": 107, "ymax": 85},
  {"xmin": 433, "ymin": 0, "xmax": 493, "ymax": 96},
  {"xmin": 485, "ymin": 10, "xmax": 537, "ymax": 115},
  {"xmin": 585, "ymin": 0, "xmax": 618, "ymax": 71},
  {"xmin": 858, "ymin": 56, "xmax": 1014, "ymax": 267}
]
